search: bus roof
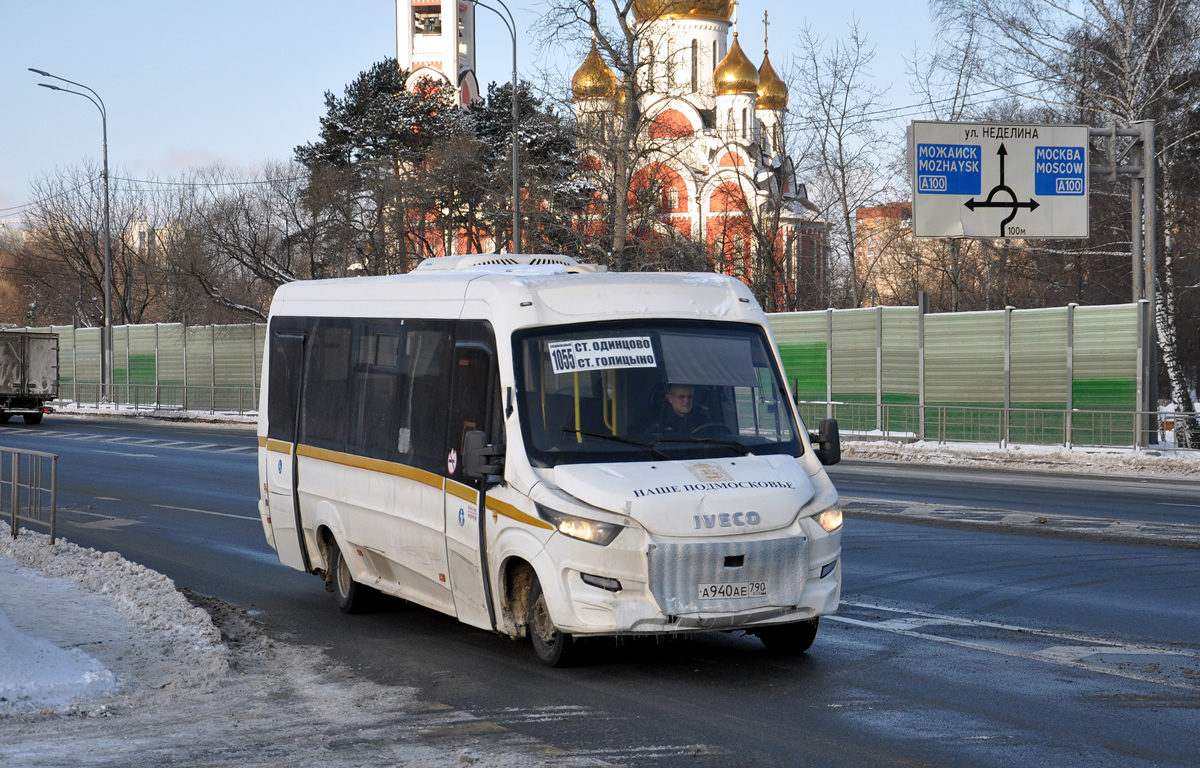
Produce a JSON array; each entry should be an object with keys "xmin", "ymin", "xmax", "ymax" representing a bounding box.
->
[{"xmin": 267, "ymin": 257, "xmax": 764, "ymax": 331}]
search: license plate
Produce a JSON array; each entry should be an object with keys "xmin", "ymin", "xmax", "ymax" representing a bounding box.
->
[{"xmin": 699, "ymin": 581, "xmax": 768, "ymax": 599}]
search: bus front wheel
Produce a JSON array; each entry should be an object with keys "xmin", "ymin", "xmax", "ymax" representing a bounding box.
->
[
  {"xmin": 754, "ymin": 617, "xmax": 819, "ymax": 655},
  {"xmin": 330, "ymin": 545, "xmax": 371, "ymax": 614},
  {"xmin": 528, "ymin": 577, "xmax": 578, "ymax": 667}
]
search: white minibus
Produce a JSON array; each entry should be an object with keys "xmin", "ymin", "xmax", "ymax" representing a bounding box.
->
[{"xmin": 257, "ymin": 254, "xmax": 842, "ymax": 666}]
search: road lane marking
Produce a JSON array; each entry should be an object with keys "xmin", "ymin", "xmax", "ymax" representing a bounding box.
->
[
  {"xmin": 832, "ymin": 600, "xmax": 1199, "ymax": 690},
  {"xmin": 152, "ymin": 503, "xmax": 258, "ymax": 521},
  {"xmin": 1158, "ymin": 502, "xmax": 1200, "ymax": 508},
  {"xmin": 94, "ymin": 450, "xmax": 158, "ymax": 458}
]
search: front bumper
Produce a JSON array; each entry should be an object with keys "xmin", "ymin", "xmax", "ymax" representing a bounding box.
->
[{"xmin": 543, "ymin": 516, "xmax": 841, "ymax": 637}]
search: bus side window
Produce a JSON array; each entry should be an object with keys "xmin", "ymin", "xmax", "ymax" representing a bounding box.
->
[
  {"xmin": 398, "ymin": 325, "xmax": 453, "ymax": 473},
  {"xmin": 448, "ymin": 344, "xmax": 494, "ymax": 481},
  {"xmin": 267, "ymin": 326, "xmax": 305, "ymax": 443},
  {"xmin": 348, "ymin": 323, "xmax": 404, "ymax": 461},
  {"xmin": 300, "ymin": 319, "xmax": 352, "ymax": 453}
]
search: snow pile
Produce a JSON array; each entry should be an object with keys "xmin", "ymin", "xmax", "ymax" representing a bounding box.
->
[
  {"xmin": 843, "ymin": 439, "xmax": 1200, "ymax": 478},
  {"xmin": 0, "ymin": 531, "xmax": 230, "ymax": 716},
  {"xmin": 0, "ymin": 583, "xmax": 116, "ymax": 713},
  {"xmin": 0, "ymin": 531, "xmax": 604, "ymax": 766}
]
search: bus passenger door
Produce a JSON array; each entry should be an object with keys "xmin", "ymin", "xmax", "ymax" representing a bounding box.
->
[
  {"xmin": 443, "ymin": 340, "xmax": 497, "ymax": 630},
  {"xmin": 265, "ymin": 330, "xmax": 310, "ymax": 572}
]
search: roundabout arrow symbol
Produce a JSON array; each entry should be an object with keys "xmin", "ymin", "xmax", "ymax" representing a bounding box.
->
[{"xmin": 963, "ymin": 143, "xmax": 1040, "ymax": 236}]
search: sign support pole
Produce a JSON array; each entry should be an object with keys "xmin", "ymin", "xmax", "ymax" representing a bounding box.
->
[{"xmin": 1089, "ymin": 121, "xmax": 1158, "ymax": 445}]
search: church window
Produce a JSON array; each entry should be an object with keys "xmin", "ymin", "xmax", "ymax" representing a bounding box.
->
[
  {"xmin": 691, "ymin": 40, "xmax": 698, "ymax": 93},
  {"xmin": 712, "ymin": 41, "xmax": 718, "ymax": 73},
  {"xmin": 741, "ymin": 109, "xmax": 748, "ymax": 138},
  {"xmin": 667, "ymin": 186, "xmax": 679, "ymax": 210},
  {"xmin": 667, "ymin": 40, "xmax": 675, "ymax": 87}
]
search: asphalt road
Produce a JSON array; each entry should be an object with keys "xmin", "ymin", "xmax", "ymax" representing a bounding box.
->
[{"xmin": 3, "ymin": 414, "xmax": 1198, "ymax": 767}]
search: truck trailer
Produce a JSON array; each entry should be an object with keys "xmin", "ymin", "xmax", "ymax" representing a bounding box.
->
[{"xmin": 0, "ymin": 332, "xmax": 58, "ymax": 425}]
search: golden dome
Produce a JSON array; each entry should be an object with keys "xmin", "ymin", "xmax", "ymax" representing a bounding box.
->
[
  {"xmin": 756, "ymin": 51, "xmax": 788, "ymax": 110},
  {"xmin": 713, "ymin": 34, "xmax": 759, "ymax": 96},
  {"xmin": 572, "ymin": 42, "xmax": 618, "ymax": 101},
  {"xmin": 631, "ymin": 0, "xmax": 733, "ymax": 23}
]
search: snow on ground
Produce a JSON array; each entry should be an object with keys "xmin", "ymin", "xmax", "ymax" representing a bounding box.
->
[
  {"xmin": 843, "ymin": 438, "xmax": 1200, "ymax": 478},
  {"xmin": 0, "ymin": 531, "xmax": 602, "ymax": 767}
]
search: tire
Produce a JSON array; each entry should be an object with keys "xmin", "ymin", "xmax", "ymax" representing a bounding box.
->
[
  {"xmin": 754, "ymin": 618, "xmax": 819, "ymax": 655},
  {"xmin": 330, "ymin": 545, "xmax": 371, "ymax": 614},
  {"xmin": 528, "ymin": 576, "xmax": 579, "ymax": 667},
  {"xmin": 22, "ymin": 413, "xmax": 43, "ymax": 425},
  {"xmin": 0, "ymin": 413, "xmax": 10, "ymax": 423}
]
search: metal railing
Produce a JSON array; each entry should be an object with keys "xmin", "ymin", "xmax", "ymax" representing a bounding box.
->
[
  {"xmin": 3, "ymin": 446, "xmax": 58, "ymax": 542},
  {"xmin": 796, "ymin": 400, "xmax": 1200, "ymax": 454},
  {"xmin": 55, "ymin": 382, "xmax": 259, "ymax": 416}
]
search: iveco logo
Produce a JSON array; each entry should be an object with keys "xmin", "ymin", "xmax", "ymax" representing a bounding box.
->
[{"xmin": 693, "ymin": 512, "xmax": 762, "ymax": 530}]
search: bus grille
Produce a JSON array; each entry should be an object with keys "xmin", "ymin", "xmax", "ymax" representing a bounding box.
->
[{"xmin": 646, "ymin": 537, "xmax": 809, "ymax": 617}]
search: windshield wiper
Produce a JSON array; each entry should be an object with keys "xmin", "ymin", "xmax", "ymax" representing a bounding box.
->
[
  {"xmin": 651, "ymin": 436, "xmax": 754, "ymax": 456},
  {"xmin": 562, "ymin": 429, "xmax": 671, "ymax": 460}
]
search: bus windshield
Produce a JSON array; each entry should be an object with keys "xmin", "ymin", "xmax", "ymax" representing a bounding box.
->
[{"xmin": 513, "ymin": 320, "xmax": 800, "ymax": 467}]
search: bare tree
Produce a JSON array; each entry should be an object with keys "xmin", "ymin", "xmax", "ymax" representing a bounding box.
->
[{"xmin": 791, "ymin": 22, "xmax": 897, "ymax": 308}]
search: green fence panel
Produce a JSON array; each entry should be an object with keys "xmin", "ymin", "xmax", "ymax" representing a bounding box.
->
[
  {"xmin": 1011, "ymin": 307, "xmax": 1068, "ymax": 443},
  {"xmin": 881, "ymin": 307, "xmax": 920, "ymax": 434},
  {"xmin": 831, "ymin": 308, "xmax": 879, "ymax": 431},
  {"xmin": 768, "ymin": 312, "xmax": 828, "ymax": 402}
]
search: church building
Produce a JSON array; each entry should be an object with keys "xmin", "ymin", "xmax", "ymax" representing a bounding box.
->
[
  {"xmin": 392, "ymin": 0, "xmax": 827, "ymax": 307},
  {"xmin": 570, "ymin": 1, "xmax": 828, "ymax": 308}
]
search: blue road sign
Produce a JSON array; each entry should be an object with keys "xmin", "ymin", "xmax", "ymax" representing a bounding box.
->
[
  {"xmin": 1034, "ymin": 146, "xmax": 1086, "ymax": 196},
  {"xmin": 915, "ymin": 143, "xmax": 982, "ymax": 195}
]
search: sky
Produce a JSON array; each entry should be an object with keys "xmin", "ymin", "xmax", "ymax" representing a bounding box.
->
[{"xmin": 0, "ymin": 1, "xmax": 935, "ymax": 219}]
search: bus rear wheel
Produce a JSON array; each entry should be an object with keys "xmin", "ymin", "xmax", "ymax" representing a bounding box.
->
[
  {"xmin": 528, "ymin": 577, "xmax": 579, "ymax": 667},
  {"xmin": 754, "ymin": 617, "xmax": 819, "ymax": 655},
  {"xmin": 330, "ymin": 545, "xmax": 371, "ymax": 614}
]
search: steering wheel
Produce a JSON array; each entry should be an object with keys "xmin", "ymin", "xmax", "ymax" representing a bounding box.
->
[{"xmin": 691, "ymin": 422, "xmax": 733, "ymax": 436}]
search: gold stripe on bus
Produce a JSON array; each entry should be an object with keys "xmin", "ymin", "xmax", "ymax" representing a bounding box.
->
[
  {"xmin": 258, "ymin": 435, "xmax": 267, "ymax": 448},
  {"xmin": 264, "ymin": 438, "xmax": 291, "ymax": 453},
  {"xmin": 487, "ymin": 498, "xmax": 554, "ymax": 530},
  {"xmin": 446, "ymin": 480, "xmax": 478, "ymax": 503},
  {"xmin": 296, "ymin": 444, "xmax": 445, "ymax": 491}
]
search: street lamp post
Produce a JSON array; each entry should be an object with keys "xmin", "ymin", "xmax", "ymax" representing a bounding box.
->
[
  {"xmin": 29, "ymin": 68, "xmax": 113, "ymax": 402},
  {"xmin": 470, "ymin": 0, "xmax": 521, "ymax": 254}
]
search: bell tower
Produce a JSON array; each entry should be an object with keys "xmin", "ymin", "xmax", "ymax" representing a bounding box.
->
[{"xmin": 396, "ymin": 0, "xmax": 479, "ymax": 108}]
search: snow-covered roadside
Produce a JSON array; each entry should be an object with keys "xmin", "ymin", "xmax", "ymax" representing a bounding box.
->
[
  {"xmin": 843, "ymin": 439, "xmax": 1200, "ymax": 478},
  {"xmin": 0, "ymin": 531, "xmax": 601, "ymax": 767}
]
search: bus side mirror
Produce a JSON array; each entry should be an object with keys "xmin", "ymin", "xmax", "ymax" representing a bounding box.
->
[
  {"xmin": 809, "ymin": 418, "xmax": 840, "ymax": 466},
  {"xmin": 463, "ymin": 430, "xmax": 505, "ymax": 480}
]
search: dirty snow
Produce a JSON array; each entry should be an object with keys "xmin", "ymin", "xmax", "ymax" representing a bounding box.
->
[
  {"xmin": 842, "ymin": 438, "xmax": 1200, "ymax": 478},
  {"xmin": 0, "ymin": 531, "xmax": 601, "ymax": 767}
]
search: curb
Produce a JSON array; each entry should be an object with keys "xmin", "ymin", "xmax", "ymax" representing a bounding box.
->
[{"xmin": 842, "ymin": 495, "xmax": 1200, "ymax": 550}]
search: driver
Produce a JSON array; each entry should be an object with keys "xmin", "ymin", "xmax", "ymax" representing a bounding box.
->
[{"xmin": 654, "ymin": 383, "xmax": 709, "ymax": 436}]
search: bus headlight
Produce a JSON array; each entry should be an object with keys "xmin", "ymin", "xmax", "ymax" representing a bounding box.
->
[
  {"xmin": 816, "ymin": 506, "xmax": 843, "ymax": 532},
  {"xmin": 536, "ymin": 504, "xmax": 623, "ymax": 546}
]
